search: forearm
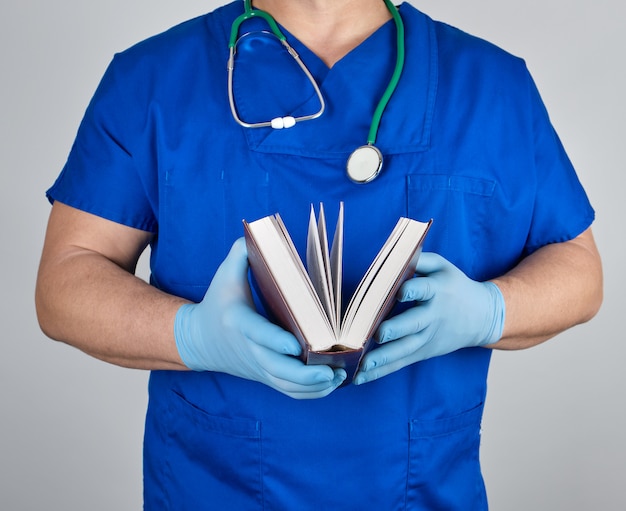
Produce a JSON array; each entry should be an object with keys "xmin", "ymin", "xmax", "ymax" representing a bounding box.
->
[
  {"xmin": 35, "ymin": 202, "xmax": 192, "ymax": 370},
  {"xmin": 36, "ymin": 248, "xmax": 188, "ymax": 370},
  {"xmin": 489, "ymin": 228, "xmax": 603, "ymax": 350}
]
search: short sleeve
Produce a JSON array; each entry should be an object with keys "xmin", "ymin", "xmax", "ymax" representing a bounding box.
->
[
  {"xmin": 47, "ymin": 54, "xmax": 158, "ymax": 233},
  {"xmin": 525, "ymin": 72, "xmax": 594, "ymax": 253}
]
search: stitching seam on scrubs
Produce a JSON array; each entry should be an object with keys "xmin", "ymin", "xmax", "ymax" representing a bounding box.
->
[
  {"xmin": 407, "ymin": 175, "xmax": 496, "ymax": 196},
  {"xmin": 404, "ymin": 420, "xmax": 411, "ymax": 511},
  {"xmin": 525, "ymin": 209, "xmax": 595, "ymax": 255},
  {"xmin": 259, "ymin": 421, "xmax": 266, "ymax": 510},
  {"xmin": 421, "ymin": 15, "xmax": 438, "ymax": 149},
  {"xmin": 409, "ymin": 402, "xmax": 484, "ymax": 439},
  {"xmin": 164, "ymin": 393, "xmax": 175, "ymax": 511}
]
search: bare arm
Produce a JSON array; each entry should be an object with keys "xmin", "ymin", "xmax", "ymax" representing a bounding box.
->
[
  {"xmin": 35, "ymin": 201, "xmax": 189, "ymax": 370},
  {"xmin": 490, "ymin": 227, "xmax": 603, "ymax": 350}
]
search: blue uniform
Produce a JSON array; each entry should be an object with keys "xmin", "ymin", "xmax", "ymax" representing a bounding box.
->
[{"xmin": 47, "ymin": 2, "xmax": 594, "ymax": 509}]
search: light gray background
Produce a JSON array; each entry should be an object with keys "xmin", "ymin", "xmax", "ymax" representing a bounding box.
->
[{"xmin": 1, "ymin": 1, "xmax": 624, "ymax": 509}]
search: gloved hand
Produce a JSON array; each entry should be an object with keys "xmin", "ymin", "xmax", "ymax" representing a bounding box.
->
[
  {"xmin": 174, "ymin": 237, "xmax": 346, "ymax": 399},
  {"xmin": 354, "ymin": 252, "xmax": 505, "ymax": 385}
]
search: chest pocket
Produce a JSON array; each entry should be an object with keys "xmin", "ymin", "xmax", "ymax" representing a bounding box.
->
[
  {"xmin": 406, "ymin": 174, "xmax": 496, "ymax": 279},
  {"xmin": 154, "ymin": 161, "xmax": 270, "ymax": 301}
]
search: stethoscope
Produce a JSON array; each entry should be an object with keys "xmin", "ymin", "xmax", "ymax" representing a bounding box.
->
[{"xmin": 227, "ymin": 0, "xmax": 405, "ymax": 184}]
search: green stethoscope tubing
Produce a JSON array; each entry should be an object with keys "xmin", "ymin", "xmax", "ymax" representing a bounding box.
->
[
  {"xmin": 227, "ymin": 0, "xmax": 326, "ymax": 128},
  {"xmin": 229, "ymin": 0, "xmax": 286, "ymax": 48},
  {"xmin": 367, "ymin": 0, "xmax": 405, "ymax": 146},
  {"xmin": 228, "ymin": 0, "xmax": 406, "ymax": 182}
]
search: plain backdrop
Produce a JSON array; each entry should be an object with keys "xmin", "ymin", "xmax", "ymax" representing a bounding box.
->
[{"xmin": 1, "ymin": 1, "xmax": 624, "ymax": 509}]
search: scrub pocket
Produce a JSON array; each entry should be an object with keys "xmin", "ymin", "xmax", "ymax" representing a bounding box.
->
[
  {"xmin": 161, "ymin": 390, "xmax": 264, "ymax": 510},
  {"xmin": 407, "ymin": 174, "xmax": 496, "ymax": 277},
  {"xmin": 406, "ymin": 403, "xmax": 487, "ymax": 510}
]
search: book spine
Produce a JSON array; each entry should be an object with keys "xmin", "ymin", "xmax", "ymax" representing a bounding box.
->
[{"xmin": 305, "ymin": 346, "xmax": 368, "ymax": 383}]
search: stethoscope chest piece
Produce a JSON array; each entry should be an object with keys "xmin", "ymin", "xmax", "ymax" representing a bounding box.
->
[{"xmin": 346, "ymin": 145, "xmax": 383, "ymax": 184}]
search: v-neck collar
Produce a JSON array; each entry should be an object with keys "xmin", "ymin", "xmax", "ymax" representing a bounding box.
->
[{"xmin": 215, "ymin": 2, "xmax": 437, "ymax": 157}]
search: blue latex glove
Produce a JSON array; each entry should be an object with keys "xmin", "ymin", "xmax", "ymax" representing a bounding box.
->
[
  {"xmin": 174, "ymin": 238, "xmax": 346, "ymax": 399},
  {"xmin": 354, "ymin": 252, "xmax": 505, "ymax": 385}
]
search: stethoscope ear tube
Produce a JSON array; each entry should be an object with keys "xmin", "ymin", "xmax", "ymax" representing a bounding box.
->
[
  {"xmin": 228, "ymin": 0, "xmax": 405, "ymax": 184},
  {"xmin": 227, "ymin": 34, "xmax": 325, "ymax": 129}
]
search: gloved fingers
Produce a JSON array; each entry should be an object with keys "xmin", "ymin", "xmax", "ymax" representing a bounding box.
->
[
  {"xmin": 413, "ymin": 252, "xmax": 449, "ymax": 276},
  {"xmin": 226, "ymin": 236, "xmax": 249, "ymax": 266},
  {"xmin": 235, "ymin": 305, "xmax": 303, "ymax": 356},
  {"xmin": 207, "ymin": 238, "xmax": 251, "ymax": 301},
  {"xmin": 396, "ymin": 276, "xmax": 436, "ymax": 304},
  {"xmin": 354, "ymin": 334, "xmax": 430, "ymax": 385},
  {"xmin": 248, "ymin": 345, "xmax": 346, "ymax": 398},
  {"xmin": 286, "ymin": 368, "xmax": 347, "ymax": 399},
  {"xmin": 376, "ymin": 306, "xmax": 429, "ymax": 343},
  {"xmin": 252, "ymin": 344, "xmax": 341, "ymax": 386},
  {"xmin": 267, "ymin": 367, "xmax": 347, "ymax": 400},
  {"xmin": 215, "ymin": 237, "xmax": 249, "ymax": 276}
]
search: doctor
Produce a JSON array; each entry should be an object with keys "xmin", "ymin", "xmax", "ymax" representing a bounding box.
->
[{"xmin": 36, "ymin": 0, "xmax": 602, "ymax": 509}]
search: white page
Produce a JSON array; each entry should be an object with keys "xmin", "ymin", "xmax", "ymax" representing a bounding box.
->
[
  {"xmin": 340, "ymin": 219, "xmax": 406, "ymax": 340},
  {"xmin": 250, "ymin": 216, "xmax": 336, "ymax": 349},
  {"xmin": 329, "ymin": 202, "xmax": 344, "ymax": 328},
  {"xmin": 317, "ymin": 204, "xmax": 338, "ymax": 329},
  {"xmin": 339, "ymin": 219, "xmax": 429, "ymax": 349},
  {"xmin": 305, "ymin": 205, "xmax": 337, "ymax": 334}
]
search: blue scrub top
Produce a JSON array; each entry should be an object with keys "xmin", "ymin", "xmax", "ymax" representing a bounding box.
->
[{"xmin": 47, "ymin": 2, "xmax": 594, "ymax": 509}]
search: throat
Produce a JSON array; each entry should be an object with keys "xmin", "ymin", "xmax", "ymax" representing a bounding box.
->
[
  {"xmin": 304, "ymin": 33, "xmax": 372, "ymax": 68},
  {"xmin": 252, "ymin": 0, "xmax": 393, "ymax": 67}
]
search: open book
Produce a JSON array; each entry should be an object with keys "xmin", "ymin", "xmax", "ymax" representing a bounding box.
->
[{"xmin": 243, "ymin": 203, "xmax": 432, "ymax": 381}]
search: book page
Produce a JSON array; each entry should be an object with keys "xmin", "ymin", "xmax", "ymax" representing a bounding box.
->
[
  {"xmin": 245, "ymin": 216, "xmax": 337, "ymax": 350},
  {"xmin": 340, "ymin": 219, "xmax": 406, "ymax": 339},
  {"xmin": 274, "ymin": 214, "xmax": 312, "ymax": 287},
  {"xmin": 317, "ymin": 204, "xmax": 336, "ymax": 323},
  {"xmin": 306, "ymin": 205, "xmax": 338, "ymax": 334},
  {"xmin": 329, "ymin": 202, "xmax": 344, "ymax": 328},
  {"xmin": 339, "ymin": 218, "xmax": 431, "ymax": 349}
]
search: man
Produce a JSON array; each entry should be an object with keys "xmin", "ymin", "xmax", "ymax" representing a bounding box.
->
[{"xmin": 36, "ymin": 0, "xmax": 602, "ymax": 508}]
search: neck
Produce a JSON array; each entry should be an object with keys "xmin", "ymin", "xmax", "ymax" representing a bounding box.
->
[{"xmin": 251, "ymin": 0, "xmax": 394, "ymax": 67}]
